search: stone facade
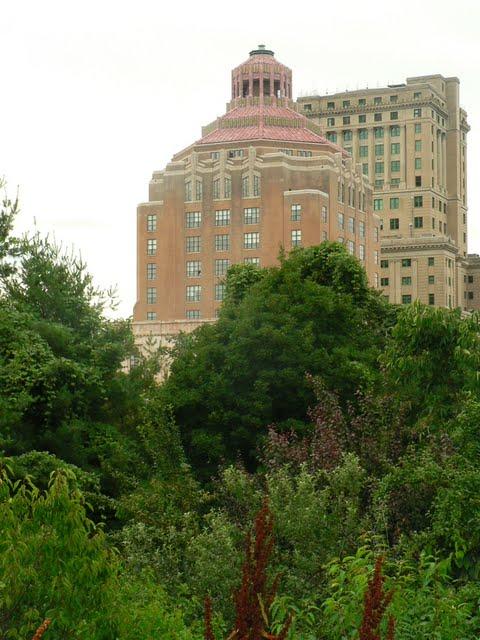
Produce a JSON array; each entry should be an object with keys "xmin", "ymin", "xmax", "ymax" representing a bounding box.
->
[{"xmin": 297, "ymin": 75, "xmax": 475, "ymax": 310}]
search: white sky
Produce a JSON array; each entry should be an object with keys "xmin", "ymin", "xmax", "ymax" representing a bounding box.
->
[{"xmin": 2, "ymin": 0, "xmax": 479, "ymax": 318}]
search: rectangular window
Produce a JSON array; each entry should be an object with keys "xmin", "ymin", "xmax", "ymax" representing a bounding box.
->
[
  {"xmin": 298, "ymin": 150, "xmax": 312, "ymax": 157},
  {"xmin": 414, "ymin": 108, "xmax": 422, "ymax": 118},
  {"xmin": 186, "ymin": 236, "xmax": 201, "ymax": 253},
  {"xmin": 244, "ymin": 232, "xmax": 260, "ymax": 249},
  {"xmin": 390, "ymin": 218, "xmax": 399, "ymax": 230},
  {"xmin": 359, "ymin": 114, "xmax": 366, "ymax": 123},
  {"xmin": 224, "ymin": 177, "xmax": 231, "ymax": 198},
  {"xmin": 375, "ymin": 162, "xmax": 384, "ymax": 174},
  {"xmin": 215, "ymin": 258, "xmax": 230, "ymax": 276},
  {"xmin": 186, "ymin": 285, "xmax": 201, "ymax": 302},
  {"xmin": 348, "ymin": 217, "xmax": 355, "ymax": 233},
  {"xmin": 228, "ymin": 149, "xmax": 244, "ymax": 158},
  {"xmin": 374, "ymin": 127, "xmax": 384, "ymax": 139},
  {"xmin": 415, "ymin": 176, "xmax": 422, "ymax": 187},
  {"xmin": 147, "ymin": 239, "xmax": 157, "ymax": 255},
  {"xmin": 359, "ymin": 145, "xmax": 368, "ymax": 157},
  {"xmin": 391, "ymin": 143, "xmax": 400, "ymax": 155},
  {"xmin": 414, "ymin": 91, "xmax": 422, "ymax": 99},
  {"xmin": 390, "ymin": 197, "xmax": 399, "ymax": 209},
  {"xmin": 390, "ymin": 95, "xmax": 398, "ymax": 103},
  {"xmin": 244, "ymin": 257, "xmax": 260, "ymax": 266},
  {"xmin": 215, "ymin": 283, "xmax": 226, "ymax": 301},
  {"xmin": 147, "ymin": 263, "xmax": 157, "ymax": 280},
  {"xmin": 215, "ymin": 234, "xmax": 230, "ymax": 251},
  {"xmin": 147, "ymin": 311, "xmax": 157, "ymax": 320},
  {"xmin": 359, "ymin": 129, "xmax": 368, "ymax": 140},
  {"xmin": 390, "ymin": 111, "xmax": 398, "ymax": 120},
  {"xmin": 402, "ymin": 295, "xmax": 412, "ymax": 304},
  {"xmin": 428, "ymin": 293, "xmax": 435, "ymax": 305},
  {"xmin": 347, "ymin": 240, "xmax": 355, "ymax": 255},
  {"xmin": 375, "ymin": 144, "xmax": 384, "ymax": 156},
  {"xmin": 147, "ymin": 214, "xmax": 157, "ymax": 232},
  {"xmin": 343, "ymin": 100, "xmax": 350, "ymax": 108},
  {"xmin": 242, "ymin": 175, "xmax": 249, "ymax": 197},
  {"xmin": 415, "ymin": 140, "xmax": 422, "ymax": 152},
  {"xmin": 186, "ymin": 260, "xmax": 202, "ymax": 277},
  {"xmin": 291, "ymin": 229, "xmax": 302, "ymax": 247},
  {"xmin": 415, "ymin": 123, "xmax": 422, "ymax": 133},
  {"xmin": 359, "ymin": 98, "xmax": 366, "ymax": 106},
  {"xmin": 428, "ymin": 275, "xmax": 435, "ymax": 284},
  {"xmin": 213, "ymin": 178, "xmax": 220, "ymax": 199},
  {"xmin": 415, "ymin": 158, "xmax": 422, "ymax": 170},
  {"xmin": 390, "ymin": 125, "xmax": 400, "ymax": 137},
  {"xmin": 374, "ymin": 250, "xmax": 379, "ymax": 265},
  {"xmin": 338, "ymin": 212, "xmax": 345, "ymax": 228},
  {"xmin": 253, "ymin": 175, "xmax": 260, "ymax": 197},
  {"xmin": 375, "ymin": 179, "xmax": 384, "ymax": 189},
  {"xmin": 402, "ymin": 276, "xmax": 412, "ymax": 285},
  {"xmin": 211, "ymin": 151, "xmax": 220, "ymax": 160},
  {"xmin": 391, "ymin": 178, "xmax": 400, "ymax": 187},
  {"xmin": 414, "ymin": 196, "xmax": 423, "ymax": 208},
  {"xmin": 291, "ymin": 204, "xmax": 302, "ymax": 221},
  {"xmin": 381, "ymin": 260, "xmax": 389, "ymax": 268},
  {"xmin": 344, "ymin": 130, "xmax": 352, "ymax": 141},
  {"xmin": 186, "ymin": 309, "xmax": 200, "ymax": 319},
  {"xmin": 359, "ymin": 221, "xmax": 365, "ymax": 238},
  {"xmin": 359, "ymin": 244, "xmax": 365, "ymax": 261},
  {"xmin": 185, "ymin": 181, "xmax": 192, "ymax": 202},
  {"xmin": 147, "ymin": 287, "xmax": 157, "ymax": 304},
  {"xmin": 391, "ymin": 161, "xmax": 400, "ymax": 172},
  {"xmin": 195, "ymin": 180, "xmax": 203, "ymax": 201},
  {"xmin": 215, "ymin": 209, "xmax": 231, "ymax": 226},
  {"xmin": 374, "ymin": 199, "xmax": 383, "ymax": 211},
  {"xmin": 402, "ymin": 258, "xmax": 411, "ymax": 267},
  {"xmin": 327, "ymin": 117, "xmax": 335, "ymax": 126},
  {"xmin": 362, "ymin": 163, "xmax": 369, "ymax": 175},
  {"xmin": 343, "ymin": 116, "xmax": 350, "ymax": 125},
  {"xmin": 414, "ymin": 216, "xmax": 423, "ymax": 228},
  {"xmin": 244, "ymin": 207, "xmax": 260, "ymax": 224},
  {"xmin": 327, "ymin": 132, "xmax": 337, "ymax": 143},
  {"xmin": 327, "ymin": 101, "xmax": 335, "ymax": 109},
  {"xmin": 381, "ymin": 277, "xmax": 389, "ymax": 287},
  {"xmin": 185, "ymin": 211, "xmax": 201, "ymax": 228},
  {"xmin": 322, "ymin": 206, "xmax": 328, "ymax": 223},
  {"xmin": 374, "ymin": 97, "xmax": 382, "ymax": 105},
  {"xmin": 468, "ymin": 275, "xmax": 474, "ymax": 283},
  {"xmin": 374, "ymin": 113, "xmax": 382, "ymax": 122}
]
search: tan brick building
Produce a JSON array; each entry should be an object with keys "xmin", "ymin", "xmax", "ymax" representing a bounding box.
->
[
  {"xmin": 133, "ymin": 46, "xmax": 381, "ymax": 333},
  {"xmin": 297, "ymin": 76, "xmax": 476, "ymax": 311}
]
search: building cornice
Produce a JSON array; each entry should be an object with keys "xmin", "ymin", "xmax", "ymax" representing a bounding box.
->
[{"xmin": 381, "ymin": 236, "xmax": 458, "ymax": 254}]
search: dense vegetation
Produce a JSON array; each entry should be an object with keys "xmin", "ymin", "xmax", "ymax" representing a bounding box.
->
[{"xmin": 2, "ymin": 182, "xmax": 480, "ymax": 638}]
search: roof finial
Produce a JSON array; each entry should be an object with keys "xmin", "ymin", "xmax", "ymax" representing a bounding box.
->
[{"xmin": 249, "ymin": 44, "xmax": 274, "ymax": 57}]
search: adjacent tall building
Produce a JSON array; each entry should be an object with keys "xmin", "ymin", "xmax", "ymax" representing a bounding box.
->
[
  {"xmin": 133, "ymin": 47, "xmax": 381, "ymax": 332},
  {"xmin": 297, "ymin": 76, "xmax": 475, "ymax": 310}
]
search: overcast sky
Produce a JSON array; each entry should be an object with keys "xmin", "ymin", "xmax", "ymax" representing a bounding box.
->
[{"xmin": 2, "ymin": 0, "xmax": 479, "ymax": 318}]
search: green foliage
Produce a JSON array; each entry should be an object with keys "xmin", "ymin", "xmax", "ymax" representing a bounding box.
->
[
  {"xmin": 0, "ymin": 467, "xmax": 117, "ymax": 638},
  {"xmin": 382, "ymin": 302, "xmax": 480, "ymax": 421},
  {"xmin": 162, "ymin": 243, "xmax": 387, "ymax": 473}
]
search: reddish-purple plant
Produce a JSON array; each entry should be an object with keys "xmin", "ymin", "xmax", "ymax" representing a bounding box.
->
[
  {"xmin": 204, "ymin": 499, "xmax": 292, "ymax": 640},
  {"xmin": 31, "ymin": 619, "xmax": 51, "ymax": 640},
  {"xmin": 359, "ymin": 557, "xmax": 395, "ymax": 640}
]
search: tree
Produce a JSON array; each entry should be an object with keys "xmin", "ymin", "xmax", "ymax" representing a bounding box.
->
[{"xmin": 162, "ymin": 243, "xmax": 388, "ymax": 473}]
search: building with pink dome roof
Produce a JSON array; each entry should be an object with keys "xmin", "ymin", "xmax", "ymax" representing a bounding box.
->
[{"xmin": 133, "ymin": 46, "xmax": 381, "ymax": 333}]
